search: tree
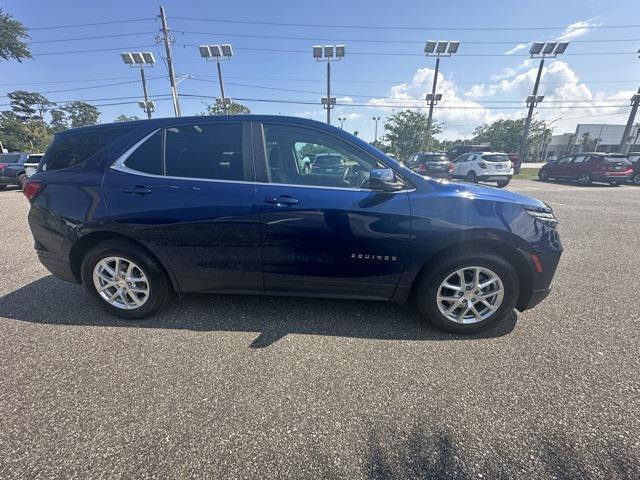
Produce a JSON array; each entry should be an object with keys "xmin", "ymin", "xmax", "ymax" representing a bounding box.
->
[
  {"xmin": 114, "ymin": 114, "xmax": 140, "ymax": 122},
  {"xmin": 64, "ymin": 101, "xmax": 100, "ymax": 128},
  {"xmin": 200, "ymin": 101, "xmax": 250, "ymax": 116},
  {"xmin": 383, "ymin": 110, "xmax": 441, "ymax": 161},
  {"xmin": 49, "ymin": 109, "xmax": 68, "ymax": 133},
  {"xmin": 579, "ymin": 132, "xmax": 599, "ymax": 152},
  {"xmin": 0, "ymin": 9, "xmax": 31, "ymax": 62},
  {"xmin": 7, "ymin": 90, "xmax": 54, "ymax": 121},
  {"xmin": 472, "ymin": 118, "xmax": 548, "ymax": 158}
]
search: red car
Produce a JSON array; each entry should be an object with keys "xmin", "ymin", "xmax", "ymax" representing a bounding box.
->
[{"xmin": 538, "ymin": 153, "xmax": 633, "ymax": 186}]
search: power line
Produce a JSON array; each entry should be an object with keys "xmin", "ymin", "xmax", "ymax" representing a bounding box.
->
[
  {"xmin": 28, "ymin": 18, "xmax": 156, "ymax": 30},
  {"xmin": 170, "ymin": 17, "xmax": 640, "ymax": 32},
  {"xmin": 32, "ymin": 44, "xmax": 159, "ymax": 56},
  {"xmin": 0, "ymin": 76, "xmax": 166, "ymax": 97},
  {"xmin": 27, "ymin": 32, "xmax": 157, "ymax": 44},
  {"xmin": 171, "ymin": 29, "xmax": 640, "ymax": 45}
]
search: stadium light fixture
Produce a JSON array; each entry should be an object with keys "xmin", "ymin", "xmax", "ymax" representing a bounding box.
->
[{"xmin": 313, "ymin": 44, "xmax": 346, "ymax": 125}]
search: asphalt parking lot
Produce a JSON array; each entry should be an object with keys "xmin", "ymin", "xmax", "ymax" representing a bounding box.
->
[{"xmin": 0, "ymin": 179, "xmax": 638, "ymax": 479}]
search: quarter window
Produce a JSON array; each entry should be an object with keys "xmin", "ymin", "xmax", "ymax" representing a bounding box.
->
[
  {"xmin": 164, "ymin": 123, "xmax": 244, "ymax": 181},
  {"xmin": 124, "ymin": 130, "xmax": 163, "ymax": 175}
]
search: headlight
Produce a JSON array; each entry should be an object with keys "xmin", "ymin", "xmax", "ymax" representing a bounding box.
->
[{"xmin": 526, "ymin": 209, "xmax": 558, "ymax": 226}]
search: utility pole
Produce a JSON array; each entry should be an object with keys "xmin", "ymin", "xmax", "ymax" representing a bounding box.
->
[
  {"xmin": 520, "ymin": 41, "xmax": 569, "ymax": 161},
  {"xmin": 372, "ymin": 116, "xmax": 381, "ymax": 142},
  {"xmin": 424, "ymin": 41, "xmax": 459, "ymax": 150},
  {"xmin": 326, "ymin": 61, "xmax": 331, "ymax": 124},
  {"xmin": 619, "ymin": 87, "xmax": 640, "ymax": 153},
  {"xmin": 159, "ymin": 6, "xmax": 181, "ymax": 117}
]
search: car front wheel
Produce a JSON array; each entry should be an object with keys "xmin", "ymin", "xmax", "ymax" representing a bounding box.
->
[
  {"xmin": 538, "ymin": 169, "xmax": 550, "ymax": 182},
  {"xmin": 576, "ymin": 172, "xmax": 592, "ymax": 186},
  {"xmin": 415, "ymin": 250, "xmax": 519, "ymax": 333},
  {"xmin": 466, "ymin": 171, "xmax": 478, "ymax": 183},
  {"xmin": 81, "ymin": 239, "xmax": 172, "ymax": 319}
]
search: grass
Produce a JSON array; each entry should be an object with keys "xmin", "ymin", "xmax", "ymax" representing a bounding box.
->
[{"xmin": 514, "ymin": 168, "xmax": 540, "ymax": 180}]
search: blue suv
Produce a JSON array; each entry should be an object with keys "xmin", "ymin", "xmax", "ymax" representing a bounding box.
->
[{"xmin": 24, "ymin": 116, "xmax": 562, "ymax": 333}]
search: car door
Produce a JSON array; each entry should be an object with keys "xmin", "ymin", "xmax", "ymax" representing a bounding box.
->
[
  {"xmin": 102, "ymin": 120, "xmax": 262, "ymax": 293},
  {"xmin": 549, "ymin": 156, "xmax": 572, "ymax": 178},
  {"xmin": 452, "ymin": 154, "xmax": 469, "ymax": 177},
  {"xmin": 253, "ymin": 121, "xmax": 412, "ymax": 299},
  {"xmin": 566, "ymin": 155, "xmax": 588, "ymax": 178}
]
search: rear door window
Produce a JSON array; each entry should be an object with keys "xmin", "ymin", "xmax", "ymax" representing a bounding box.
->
[
  {"xmin": 164, "ymin": 123, "xmax": 244, "ymax": 181},
  {"xmin": 0, "ymin": 154, "xmax": 22, "ymax": 163},
  {"xmin": 43, "ymin": 126, "xmax": 133, "ymax": 171}
]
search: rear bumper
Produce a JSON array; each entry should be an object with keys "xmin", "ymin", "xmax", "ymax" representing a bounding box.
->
[
  {"xmin": 37, "ymin": 252, "xmax": 78, "ymax": 284},
  {"xmin": 477, "ymin": 174, "xmax": 513, "ymax": 181},
  {"xmin": 592, "ymin": 172, "xmax": 633, "ymax": 182},
  {"xmin": 521, "ymin": 287, "xmax": 551, "ymax": 310}
]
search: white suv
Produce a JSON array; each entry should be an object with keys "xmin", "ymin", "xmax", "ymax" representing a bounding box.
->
[{"xmin": 451, "ymin": 151, "xmax": 513, "ymax": 188}]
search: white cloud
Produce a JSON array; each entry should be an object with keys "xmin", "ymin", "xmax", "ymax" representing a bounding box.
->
[
  {"xmin": 556, "ymin": 18, "xmax": 601, "ymax": 41},
  {"xmin": 504, "ymin": 44, "xmax": 527, "ymax": 55},
  {"xmin": 337, "ymin": 96, "xmax": 354, "ymax": 103}
]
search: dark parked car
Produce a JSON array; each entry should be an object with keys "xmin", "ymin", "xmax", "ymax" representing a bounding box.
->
[
  {"xmin": 25, "ymin": 116, "xmax": 562, "ymax": 333},
  {"xmin": 538, "ymin": 153, "xmax": 633, "ymax": 186},
  {"xmin": 0, "ymin": 152, "xmax": 30, "ymax": 189},
  {"xmin": 406, "ymin": 152, "xmax": 452, "ymax": 178},
  {"xmin": 310, "ymin": 153, "xmax": 347, "ymax": 175}
]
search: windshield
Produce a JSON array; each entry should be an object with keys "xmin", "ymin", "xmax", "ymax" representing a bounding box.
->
[{"xmin": 481, "ymin": 154, "xmax": 510, "ymax": 163}]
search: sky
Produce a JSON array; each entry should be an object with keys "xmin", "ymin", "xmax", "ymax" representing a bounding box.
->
[{"xmin": 2, "ymin": 0, "xmax": 640, "ymax": 142}]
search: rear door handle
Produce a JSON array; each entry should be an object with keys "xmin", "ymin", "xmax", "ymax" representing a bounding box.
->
[
  {"xmin": 264, "ymin": 195, "xmax": 299, "ymax": 206},
  {"xmin": 121, "ymin": 185, "xmax": 152, "ymax": 195}
]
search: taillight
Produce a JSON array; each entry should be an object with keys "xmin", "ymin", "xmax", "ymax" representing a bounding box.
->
[
  {"xmin": 0, "ymin": 163, "xmax": 7, "ymax": 170},
  {"xmin": 22, "ymin": 180, "xmax": 45, "ymax": 202},
  {"xmin": 448, "ymin": 163, "xmax": 454, "ymax": 173},
  {"xmin": 418, "ymin": 164, "xmax": 427, "ymax": 173}
]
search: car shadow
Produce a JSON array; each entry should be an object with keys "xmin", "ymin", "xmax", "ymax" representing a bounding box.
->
[
  {"xmin": 0, "ymin": 276, "xmax": 517, "ymax": 348},
  {"xmin": 531, "ymin": 178, "xmax": 621, "ymax": 187}
]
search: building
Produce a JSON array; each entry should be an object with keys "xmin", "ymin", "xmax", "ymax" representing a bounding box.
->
[
  {"xmin": 545, "ymin": 133, "xmax": 574, "ymax": 159},
  {"xmin": 568, "ymin": 123, "xmax": 640, "ymax": 154}
]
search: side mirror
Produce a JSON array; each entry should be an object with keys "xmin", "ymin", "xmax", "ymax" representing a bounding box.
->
[{"xmin": 368, "ymin": 168, "xmax": 404, "ymax": 192}]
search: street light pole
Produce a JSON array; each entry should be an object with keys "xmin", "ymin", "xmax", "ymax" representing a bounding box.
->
[
  {"xmin": 519, "ymin": 41, "xmax": 569, "ymax": 161},
  {"xmin": 314, "ymin": 45, "xmax": 345, "ymax": 125},
  {"xmin": 216, "ymin": 61, "xmax": 228, "ymax": 115},
  {"xmin": 373, "ymin": 116, "xmax": 381, "ymax": 142},
  {"xmin": 139, "ymin": 68, "xmax": 151, "ymax": 119},
  {"xmin": 426, "ymin": 56, "xmax": 440, "ymax": 147},
  {"xmin": 326, "ymin": 61, "xmax": 331, "ymax": 125},
  {"xmin": 424, "ymin": 41, "xmax": 459, "ymax": 150},
  {"xmin": 520, "ymin": 58, "xmax": 544, "ymax": 161}
]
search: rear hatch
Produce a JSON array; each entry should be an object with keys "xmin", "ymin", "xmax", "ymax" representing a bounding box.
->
[
  {"xmin": 480, "ymin": 154, "xmax": 512, "ymax": 174},
  {"xmin": 602, "ymin": 156, "xmax": 632, "ymax": 174},
  {"xmin": 419, "ymin": 154, "xmax": 450, "ymax": 174}
]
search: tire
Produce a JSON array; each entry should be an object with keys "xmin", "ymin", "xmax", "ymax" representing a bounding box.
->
[
  {"xmin": 538, "ymin": 169, "xmax": 550, "ymax": 182},
  {"xmin": 496, "ymin": 179, "xmax": 510, "ymax": 188},
  {"xmin": 414, "ymin": 249, "xmax": 519, "ymax": 334},
  {"xmin": 17, "ymin": 174, "xmax": 26, "ymax": 188},
  {"xmin": 633, "ymin": 172, "xmax": 640, "ymax": 186},
  {"xmin": 80, "ymin": 239, "xmax": 172, "ymax": 319},
  {"xmin": 0, "ymin": 185, "xmax": 6, "ymax": 191},
  {"xmin": 465, "ymin": 171, "xmax": 478, "ymax": 183},
  {"xmin": 576, "ymin": 172, "xmax": 592, "ymax": 186}
]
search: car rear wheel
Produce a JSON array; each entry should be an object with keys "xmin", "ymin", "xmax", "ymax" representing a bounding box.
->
[
  {"xmin": 496, "ymin": 179, "xmax": 510, "ymax": 188},
  {"xmin": 538, "ymin": 169, "xmax": 550, "ymax": 182},
  {"xmin": 415, "ymin": 250, "xmax": 519, "ymax": 333},
  {"xmin": 466, "ymin": 171, "xmax": 478, "ymax": 183},
  {"xmin": 81, "ymin": 239, "xmax": 172, "ymax": 319},
  {"xmin": 576, "ymin": 172, "xmax": 592, "ymax": 186},
  {"xmin": 17, "ymin": 174, "xmax": 26, "ymax": 188}
]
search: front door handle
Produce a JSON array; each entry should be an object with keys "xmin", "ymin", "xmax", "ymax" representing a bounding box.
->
[
  {"xmin": 121, "ymin": 185, "xmax": 152, "ymax": 195},
  {"xmin": 264, "ymin": 195, "xmax": 299, "ymax": 206}
]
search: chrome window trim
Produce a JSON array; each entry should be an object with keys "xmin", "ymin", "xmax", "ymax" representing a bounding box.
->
[{"xmin": 110, "ymin": 128, "xmax": 414, "ymax": 193}]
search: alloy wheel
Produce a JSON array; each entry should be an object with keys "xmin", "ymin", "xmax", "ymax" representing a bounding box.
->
[
  {"xmin": 92, "ymin": 256, "xmax": 150, "ymax": 310},
  {"xmin": 436, "ymin": 266, "xmax": 504, "ymax": 324}
]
